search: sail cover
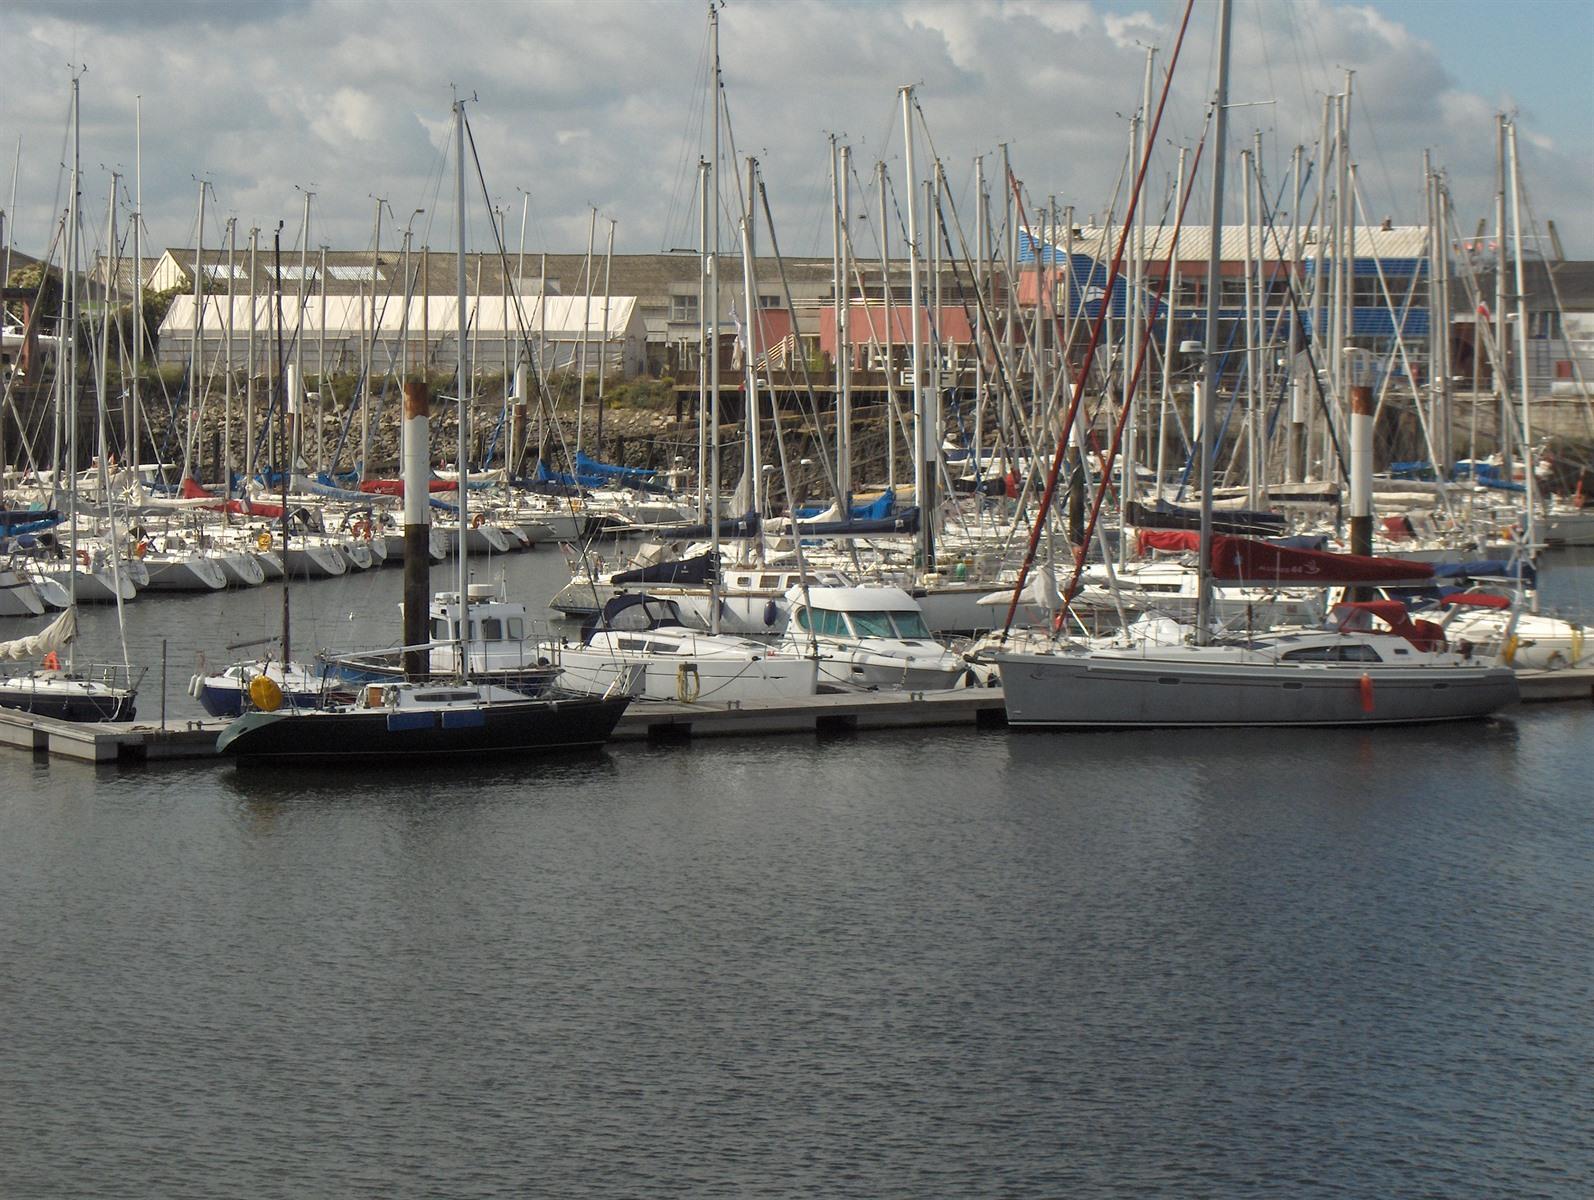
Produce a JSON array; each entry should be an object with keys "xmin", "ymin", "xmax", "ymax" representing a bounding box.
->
[
  {"xmin": 1210, "ymin": 536, "xmax": 1434, "ymax": 585},
  {"xmin": 0, "ymin": 606, "xmax": 76, "ymax": 661},
  {"xmin": 611, "ymin": 551, "xmax": 718, "ymax": 586},
  {"xmin": 178, "ymin": 476, "xmax": 285, "ymax": 519}
]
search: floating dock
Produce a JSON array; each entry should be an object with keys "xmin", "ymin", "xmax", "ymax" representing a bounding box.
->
[
  {"xmin": 0, "ymin": 686, "xmax": 1011, "ymax": 764},
  {"xmin": 1, "ymin": 668, "xmax": 1588, "ymax": 765}
]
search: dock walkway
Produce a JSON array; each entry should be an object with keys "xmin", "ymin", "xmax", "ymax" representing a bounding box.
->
[
  {"xmin": 0, "ymin": 686, "xmax": 1011, "ymax": 764},
  {"xmin": 1, "ymin": 668, "xmax": 1587, "ymax": 765}
]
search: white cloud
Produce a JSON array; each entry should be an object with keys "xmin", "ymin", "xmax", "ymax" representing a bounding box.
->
[{"xmin": 1, "ymin": 0, "xmax": 1587, "ymax": 266}]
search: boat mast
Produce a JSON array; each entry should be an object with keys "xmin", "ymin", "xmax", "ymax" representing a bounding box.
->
[
  {"xmin": 708, "ymin": 2, "xmax": 722, "ymax": 635},
  {"xmin": 598, "ymin": 216, "xmax": 615, "ymax": 451},
  {"xmin": 1506, "ymin": 118, "xmax": 1539, "ymax": 567},
  {"xmin": 246, "ymin": 227, "xmax": 257, "ymax": 478},
  {"xmin": 183, "ymin": 178, "xmax": 206, "ymax": 483},
  {"xmin": 64, "ymin": 73, "xmax": 80, "ymax": 662},
  {"xmin": 902, "ymin": 84, "xmax": 930, "ymax": 572},
  {"xmin": 224, "ymin": 217, "xmax": 235, "ymax": 504},
  {"xmin": 98, "ymin": 171, "xmax": 130, "ymax": 667},
  {"xmin": 1194, "ymin": 0, "xmax": 1232, "ymax": 645},
  {"xmin": 878, "ymin": 159, "xmax": 895, "ymax": 494},
  {"xmin": 697, "ymin": 156, "xmax": 709, "ymax": 521},
  {"xmin": 273, "ymin": 223, "xmax": 290, "ymax": 666},
  {"xmin": 577, "ymin": 205, "xmax": 595, "ymax": 458},
  {"xmin": 454, "ymin": 95, "xmax": 472, "ymax": 681},
  {"xmin": 130, "ymin": 96, "xmax": 142, "ymax": 474}
]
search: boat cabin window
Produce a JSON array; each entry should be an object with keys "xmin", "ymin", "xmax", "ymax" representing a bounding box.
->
[
  {"xmin": 760, "ymin": 574, "xmax": 780, "ymax": 589},
  {"xmin": 416, "ymin": 690, "xmax": 476, "ymax": 702},
  {"xmin": 507, "ymin": 618, "xmax": 525, "ymax": 640},
  {"xmin": 795, "ymin": 608, "xmax": 849, "ymax": 638},
  {"xmin": 890, "ymin": 611, "xmax": 931, "ymax": 638},
  {"xmin": 849, "ymin": 611, "xmax": 894, "ymax": 638},
  {"xmin": 1282, "ymin": 643, "xmax": 1383, "ymax": 663},
  {"xmin": 430, "ymin": 617, "xmax": 449, "ymax": 640},
  {"xmin": 481, "ymin": 618, "xmax": 503, "ymax": 642}
]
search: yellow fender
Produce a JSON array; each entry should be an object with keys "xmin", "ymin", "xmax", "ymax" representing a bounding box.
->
[{"xmin": 249, "ymin": 674, "xmax": 284, "ymax": 712}]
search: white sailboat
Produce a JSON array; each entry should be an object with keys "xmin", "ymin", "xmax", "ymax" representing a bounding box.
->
[
  {"xmin": 0, "ymin": 75, "xmax": 137, "ymax": 721},
  {"xmin": 991, "ymin": 0, "xmax": 1516, "ymax": 729}
]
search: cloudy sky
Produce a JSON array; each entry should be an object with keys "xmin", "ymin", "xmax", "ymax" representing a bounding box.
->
[{"xmin": 4, "ymin": 0, "xmax": 1590, "ymax": 268}]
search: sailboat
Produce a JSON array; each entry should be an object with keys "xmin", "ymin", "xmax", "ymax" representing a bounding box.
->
[
  {"xmin": 0, "ymin": 76, "xmax": 138, "ymax": 723},
  {"xmin": 991, "ymin": 0, "xmax": 1517, "ymax": 728},
  {"xmin": 219, "ymin": 97, "xmax": 629, "ymax": 763}
]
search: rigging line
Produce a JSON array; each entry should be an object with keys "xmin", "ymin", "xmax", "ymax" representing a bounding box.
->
[
  {"xmin": 999, "ymin": 0, "xmax": 1197, "ymax": 641},
  {"xmin": 1518, "ymin": 161, "xmax": 1594, "ymax": 434},
  {"xmin": 1352, "ymin": 86, "xmax": 1401, "ymax": 228},
  {"xmin": 1252, "ymin": 165, "xmax": 1349, "ymax": 480},
  {"xmin": 458, "ymin": 110, "xmax": 601, "ymax": 562},
  {"xmin": 1061, "ymin": 129, "xmax": 1206, "ymax": 612},
  {"xmin": 661, "ymin": 18, "xmax": 714, "ymax": 251},
  {"xmin": 753, "ymin": 174, "xmax": 841, "ymax": 505}
]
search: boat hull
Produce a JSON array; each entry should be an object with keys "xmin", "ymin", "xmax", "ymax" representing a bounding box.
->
[
  {"xmin": 556, "ymin": 650, "xmax": 818, "ymax": 703},
  {"xmin": 997, "ymin": 651, "xmax": 1518, "ymax": 727},
  {"xmin": 218, "ymin": 694, "xmax": 629, "ymax": 763},
  {"xmin": 0, "ymin": 674, "xmax": 137, "ymax": 722}
]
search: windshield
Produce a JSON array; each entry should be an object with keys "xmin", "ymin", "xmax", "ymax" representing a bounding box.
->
[
  {"xmin": 890, "ymin": 611, "xmax": 931, "ymax": 638},
  {"xmin": 849, "ymin": 611, "xmax": 900, "ymax": 638}
]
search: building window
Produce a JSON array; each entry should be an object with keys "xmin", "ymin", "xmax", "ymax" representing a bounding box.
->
[
  {"xmin": 1529, "ymin": 311, "xmax": 1561, "ymax": 340},
  {"xmin": 670, "ymin": 295, "xmax": 699, "ymax": 323},
  {"xmin": 759, "ymin": 293, "xmax": 782, "ymax": 310}
]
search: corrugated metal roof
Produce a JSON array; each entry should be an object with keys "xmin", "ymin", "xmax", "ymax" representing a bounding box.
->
[
  {"xmin": 1025, "ymin": 224, "xmax": 1432, "ymax": 263},
  {"xmin": 159, "ymin": 293, "xmax": 644, "ymax": 339}
]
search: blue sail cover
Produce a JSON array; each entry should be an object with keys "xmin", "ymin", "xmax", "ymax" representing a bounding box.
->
[
  {"xmin": 796, "ymin": 506, "xmax": 921, "ymax": 537},
  {"xmin": 536, "ymin": 456, "xmax": 670, "ymax": 494},
  {"xmin": 1432, "ymin": 559, "xmax": 1534, "ymax": 582},
  {"xmin": 573, "ymin": 451, "xmax": 655, "ymax": 481},
  {"xmin": 795, "ymin": 490, "xmax": 895, "ymax": 521},
  {"xmin": 0, "ymin": 509, "xmax": 63, "ymax": 531}
]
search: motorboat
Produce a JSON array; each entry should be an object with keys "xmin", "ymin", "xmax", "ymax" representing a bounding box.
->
[
  {"xmin": 555, "ymin": 593, "xmax": 818, "ymax": 703},
  {"xmin": 780, "ymin": 585, "xmax": 970, "ymax": 691}
]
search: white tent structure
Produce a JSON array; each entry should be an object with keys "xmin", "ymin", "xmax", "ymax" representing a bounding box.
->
[{"xmin": 157, "ymin": 293, "xmax": 647, "ymax": 379}]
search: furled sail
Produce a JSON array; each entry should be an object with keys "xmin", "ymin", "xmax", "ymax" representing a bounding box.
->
[{"xmin": 0, "ymin": 607, "xmax": 77, "ymax": 661}]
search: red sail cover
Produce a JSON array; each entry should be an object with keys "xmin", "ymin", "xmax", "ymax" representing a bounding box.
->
[
  {"xmin": 1137, "ymin": 529, "xmax": 1201, "ymax": 555},
  {"xmin": 1210, "ymin": 535, "xmax": 1433, "ymax": 584},
  {"xmin": 359, "ymin": 478, "xmax": 458, "ymax": 496},
  {"xmin": 178, "ymin": 476, "xmax": 285, "ymax": 518}
]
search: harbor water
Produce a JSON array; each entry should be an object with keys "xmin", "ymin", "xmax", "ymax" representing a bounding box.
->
[{"xmin": 2, "ymin": 549, "xmax": 1592, "ymax": 1195}]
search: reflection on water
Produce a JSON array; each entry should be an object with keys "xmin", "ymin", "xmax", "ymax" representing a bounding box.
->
[
  {"xmin": 1, "ymin": 547, "xmax": 1592, "ymax": 1196},
  {"xmin": 3, "ymin": 708, "xmax": 1591, "ymax": 1195}
]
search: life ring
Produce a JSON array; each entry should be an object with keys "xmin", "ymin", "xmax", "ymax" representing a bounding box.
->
[
  {"xmin": 134, "ymin": 540, "xmax": 149, "ymax": 559},
  {"xmin": 353, "ymin": 518, "xmax": 373, "ymax": 540},
  {"xmin": 76, "ymin": 549, "xmax": 91, "ymax": 567},
  {"xmin": 676, "ymin": 662, "xmax": 701, "ymax": 703},
  {"xmin": 41, "ymin": 651, "xmax": 59, "ymax": 671},
  {"xmin": 256, "ymin": 530, "xmax": 273, "ymax": 552},
  {"xmin": 471, "ymin": 512, "xmax": 485, "ymax": 530}
]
